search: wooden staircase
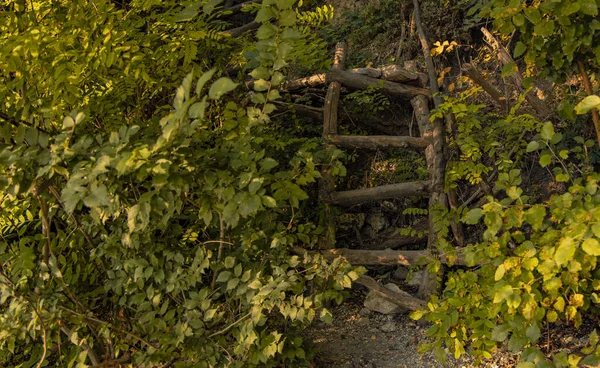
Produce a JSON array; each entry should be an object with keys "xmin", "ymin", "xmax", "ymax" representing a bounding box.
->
[{"xmin": 302, "ymin": 42, "xmax": 448, "ymax": 309}]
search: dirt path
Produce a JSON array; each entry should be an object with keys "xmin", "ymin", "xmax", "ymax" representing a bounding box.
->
[{"xmin": 303, "ymin": 288, "xmax": 520, "ymax": 368}]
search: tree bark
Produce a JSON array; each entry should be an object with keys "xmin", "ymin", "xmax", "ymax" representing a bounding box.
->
[
  {"xmin": 328, "ymin": 180, "xmax": 431, "ymax": 206},
  {"xmin": 327, "ymin": 134, "xmax": 430, "ymax": 150}
]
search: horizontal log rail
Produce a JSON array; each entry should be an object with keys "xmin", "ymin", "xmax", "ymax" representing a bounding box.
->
[
  {"xmin": 284, "ymin": 64, "xmax": 424, "ymax": 90},
  {"xmin": 328, "ymin": 180, "xmax": 431, "ymax": 206},
  {"xmin": 327, "ymin": 134, "xmax": 430, "ymax": 149},
  {"xmin": 319, "ymin": 248, "xmax": 467, "ymax": 266},
  {"xmin": 329, "ymin": 69, "xmax": 431, "ymax": 98},
  {"xmin": 351, "ymin": 65, "xmax": 419, "ymax": 83},
  {"xmin": 285, "ymin": 68, "xmax": 429, "ymax": 95},
  {"xmin": 355, "ymin": 275, "xmax": 426, "ymax": 311}
]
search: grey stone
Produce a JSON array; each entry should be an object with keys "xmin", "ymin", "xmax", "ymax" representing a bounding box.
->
[
  {"xmin": 393, "ymin": 266, "xmax": 409, "ymax": 280},
  {"xmin": 356, "ymin": 317, "xmax": 370, "ymax": 327},
  {"xmin": 380, "ymin": 320, "xmax": 397, "ymax": 332},
  {"xmin": 359, "ymin": 307, "xmax": 371, "ymax": 317},
  {"xmin": 364, "ymin": 283, "xmax": 403, "ymax": 314},
  {"xmin": 406, "ymin": 270, "xmax": 425, "ymax": 286}
]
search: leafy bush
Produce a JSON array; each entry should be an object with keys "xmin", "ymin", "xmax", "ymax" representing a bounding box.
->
[{"xmin": 0, "ymin": 0, "xmax": 359, "ymax": 366}]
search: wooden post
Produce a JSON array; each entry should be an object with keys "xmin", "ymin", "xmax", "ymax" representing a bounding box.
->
[{"xmin": 320, "ymin": 42, "xmax": 347, "ymax": 249}]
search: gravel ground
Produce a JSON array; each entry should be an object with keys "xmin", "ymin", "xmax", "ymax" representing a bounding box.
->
[{"xmin": 302, "ymin": 287, "xmax": 595, "ymax": 368}]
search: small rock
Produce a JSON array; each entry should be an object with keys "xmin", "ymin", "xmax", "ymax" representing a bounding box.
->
[
  {"xmin": 380, "ymin": 320, "xmax": 397, "ymax": 333},
  {"xmin": 359, "ymin": 307, "xmax": 371, "ymax": 317},
  {"xmin": 356, "ymin": 317, "xmax": 370, "ymax": 327},
  {"xmin": 406, "ymin": 269, "xmax": 425, "ymax": 286},
  {"xmin": 364, "ymin": 283, "xmax": 403, "ymax": 314},
  {"xmin": 393, "ymin": 266, "xmax": 409, "ymax": 280}
]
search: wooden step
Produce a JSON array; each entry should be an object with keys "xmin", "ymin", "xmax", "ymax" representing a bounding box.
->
[
  {"xmin": 327, "ymin": 134, "xmax": 430, "ymax": 149},
  {"xmin": 330, "ymin": 69, "xmax": 431, "ymax": 99},
  {"xmin": 328, "ymin": 180, "xmax": 431, "ymax": 206}
]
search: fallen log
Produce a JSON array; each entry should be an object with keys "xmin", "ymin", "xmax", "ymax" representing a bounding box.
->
[
  {"xmin": 328, "ymin": 180, "xmax": 431, "ymax": 206},
  {"xmin": 327, "ymin": 134, "xmax": 430, "ymax": 150},
  {"xmin": 481, "ymin": 27, "xmax": 552, "ymax": 119},
  {"xmin": 462, "ymin": 63, "xmax": 508, "ymax": 111},
  {"xmin": 355, "ymin": 275, "xmax": 426, "ymax": 311}
]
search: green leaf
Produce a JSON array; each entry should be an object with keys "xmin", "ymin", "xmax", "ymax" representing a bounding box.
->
[
  {"xmin": 83, "ymin": 184, "xmax": 110, "ymax": 208},
  {"xmin": 575, "ymin": 95, "xmax": 600, "ymax": 114},
  {"xmin": 525, "ymin": 205, "xmax": 545, "ymax": 230},
  {"xmin": 580, "ymin": 0, "xmax": 598, "ymax": 15},
  {"xmin": 514, "ymin": 41, "xmax": 526, "ymax": 58},
  {"xmin": 189, "ymin": 97, "xmax": 207, "ymax": 119},
  {"xmin": 540, "ymin": 122, "xmax": 555, "ymax": 140},
  {"xmin": 491, "ymin": 324, "xmax": 510, "ymax": 342},
  {"xmin": 250, "ymin": 67, "xmax": 270, "ymax": 80},
  {"xmin": 253, "ymin": 79, "xmax": 269, "ymax": 92},
  {"xmin": 319, "ymin": 308, "xmax": 332, "ymax": 324},
  {"xmin": 495, "ymin": 264, "xmax": 506, "ymax": 281},
  {"xmin": 582, "ymin": 238, "xmax": 600, "ymax": 256},
  {"xmin": 196, "ymin": 69, "xmax": 216, "ymax": 95},
  {"xmin": 526, "ymin": 141, "xmax": 539, "ymax": 152},
  {"xmin": 208, "ymin": 78, "xmax": 238, "ymax": 100},
  {"xmin": 555, "ymin": 237, "xmax": 576, "ymax": 266},
  {"xmin": 216, "ymin": 271, "xmax": 231, "ymax": 282},
  {"xmin": 464, "ymin": 208, "xmax": 483, "ymax": 224},
  {"xmin": 526, "ymin": 323, "xmax": 541, "ymax": 342},
  {"xmin": 493, "ymin": 284, "xmax": 513, "ymax": 303},
  {"xmin": 539, "ymin": 154, "xmax": 552, "ymax": 167},
  {"xmin": 239, "ymin": 195, "xmax": 261, "ymax": 217},
  {"xmin": 260, "ymin": 158, "xmax": 279, "ymax": 172}
]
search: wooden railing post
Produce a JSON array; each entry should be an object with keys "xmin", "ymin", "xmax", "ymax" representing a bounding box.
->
[{"xmin": 319, "ymin": 42, "xmax": 347, "ymax": 249}]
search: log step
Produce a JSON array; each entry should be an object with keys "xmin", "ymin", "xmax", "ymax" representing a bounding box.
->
[
  {"xmin": 328, "ymin": 180, "xmax": 431, "ymax": 206},
  {"xmin": 327, "ymin": 134, "xmax": 430, "ymax": 150}
]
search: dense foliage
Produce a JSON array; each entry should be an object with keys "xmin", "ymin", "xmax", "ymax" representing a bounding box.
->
[
  {"xmin": 412, "ymin": 0, "xmax": 600, "ymax": 367},
  {"xmin": 0, "ymin": 0, "xmax": 358, "ymax": 366}
]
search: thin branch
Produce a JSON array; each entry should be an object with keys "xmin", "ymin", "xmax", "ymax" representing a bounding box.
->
[
  {"xmin": 34, "ymin": 189, "xmax": 51, "ymax": 264},
  {"xmin": 60, "ymin": 306, "xmax": 157, "ymax": 349},
  {"xmin": 207, "ymin": 312, "xmax": 251, "ymax": 338},
  {"xmin": 48, "ymin": 186, "xmax": 95, "ymax": 249},
  {"xmin": 0, "ymin": 111, "xmax": 51, "ymax": 134},
  {"xmin": 59, "ymin": 324, "xmax": 100, "ymax": 366}
]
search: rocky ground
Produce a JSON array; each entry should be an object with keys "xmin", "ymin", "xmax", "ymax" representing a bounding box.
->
[{"xmin": 303, "ymin": 284, "xmax": 594, "ymax": 368}]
